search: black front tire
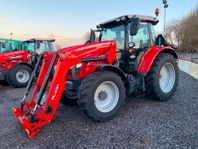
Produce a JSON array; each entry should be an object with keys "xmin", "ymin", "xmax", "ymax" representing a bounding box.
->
[
  {"xmin": 6, "ymin": 64, "xmax": 33, "ymax": 88},
  {"xmin": 78, "ymin": 71, "xmax": 126, "ymax": 121},
  {"xmin": 60, "ymin": 89, "xmax": 78, "ymax": 105},
  {"xmin": 146, "ymin": 53, "xmax": 179, "ymax": 101}
]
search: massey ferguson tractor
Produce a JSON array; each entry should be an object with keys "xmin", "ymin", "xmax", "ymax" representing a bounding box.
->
[
  {"xmin": 13, "ymin": 14, "xmax": 179, "ymax": 138},
  {"xmin": 0, "ymin": 38, "xmax": 55, "ymax": 87}
]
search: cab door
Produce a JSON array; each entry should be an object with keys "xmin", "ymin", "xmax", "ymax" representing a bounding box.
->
[{"xmin": 127, "ymin": 22, "xmax": 153, "ymax": 72}]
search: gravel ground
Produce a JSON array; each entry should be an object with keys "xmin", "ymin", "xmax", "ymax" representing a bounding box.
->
[{"xmin": 0, "ymin": 71, "xmax": 197, "ymax": 149}]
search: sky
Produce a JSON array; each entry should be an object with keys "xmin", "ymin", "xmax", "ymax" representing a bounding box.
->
[{"xmin": 0, "ymin": 0, "xmax": 197, "ymax": 47}]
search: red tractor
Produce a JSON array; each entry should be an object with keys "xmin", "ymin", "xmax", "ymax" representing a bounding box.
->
[
  {"xmin": 0, "ymin": 38, "xmax": 55, "ymax": 87},
  {"xmin": 13, "ymin": 14, "xmax": 179, "ymax": 138}
]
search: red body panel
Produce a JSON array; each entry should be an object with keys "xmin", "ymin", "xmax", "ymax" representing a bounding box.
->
[
  {"xmin": 137, "ymin": 45, "xmax": 176, "ymax": 73},
  {"xmin": 0, "ymin": 50, "xmax": 30, "ymax": 70}
]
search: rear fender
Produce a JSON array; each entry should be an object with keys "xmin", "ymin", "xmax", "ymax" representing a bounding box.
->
[{"xmin": 137, "ymin": 46, "xmax": 178, "ymax": 74}]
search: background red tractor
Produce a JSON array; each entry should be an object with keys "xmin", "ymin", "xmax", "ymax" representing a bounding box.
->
[
  {"xmin": 13, "ymin": 14, "xmax": 179, "ymax": 138},
  {"xmin": 0, "ymin": 38, "xmax": 55, "ymax": 87}
]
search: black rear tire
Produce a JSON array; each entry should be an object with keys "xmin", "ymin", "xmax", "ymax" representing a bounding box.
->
[
  {"xmin": 60, "ymin": 89, "xmax": 78, "ymax": 105},
  {"xmin": 78, "ymin": 71, "xmax": 126, "ymax": 121},
  {"xmin": 6, "ymin": 64, "xmax": 33, "ymax": 88},
  {"xmin": 146, "ymin": 53, "xmax": 179, "ymax": 101}
]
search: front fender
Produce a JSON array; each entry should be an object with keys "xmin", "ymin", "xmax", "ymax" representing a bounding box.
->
[
  {"xmin": 137, "ymin": 46, "xmax": 178, "ymax": 73},
  {"xmin": 94, "ymin": 64, "xmax": 127, "ymax": 81}
]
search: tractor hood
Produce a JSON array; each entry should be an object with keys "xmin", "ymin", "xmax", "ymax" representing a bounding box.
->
[
  {"xmin": 56, "ymin": 40, "xmax": 117, "ymax": 68},
  {"xmin": 0, "ymin": 50, "xmax": 29, "ymax": 65},
  {"xmin": 59, "ymin": 40, "xmax": 115, "ymax": 54}
]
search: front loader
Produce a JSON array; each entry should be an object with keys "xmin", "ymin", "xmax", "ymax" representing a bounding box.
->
[{"xmin": 13, "ymin": 14, "xmax": 179, "ymax": 138}]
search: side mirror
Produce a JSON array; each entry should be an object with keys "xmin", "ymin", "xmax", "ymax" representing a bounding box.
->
[
  {"xmin": 85, "ymin": 29, "xmax": 96, "ymax": 44},
  {"xmin": 128, "ymin": 42, "xmax": 136, "ymax": 48},
  {"xmin": 130, "ymin": 18, "xmax": 140, "ymax": 36}
]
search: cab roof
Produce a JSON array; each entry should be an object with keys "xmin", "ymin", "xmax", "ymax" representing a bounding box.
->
[
  {"xmin": 97, "ymin": 15, "xmax": 158, "ymax": 28},
  {"xmin": 23, "ymin": 38, "xmax": 55, "ymax": 43}
]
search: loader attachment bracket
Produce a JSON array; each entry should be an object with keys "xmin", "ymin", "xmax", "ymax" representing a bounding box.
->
[{"xmin": 13, "ymin": 107, "xmax": 41, "ymax": 139}]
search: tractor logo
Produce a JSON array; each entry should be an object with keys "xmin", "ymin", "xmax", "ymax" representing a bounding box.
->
[{"xmin": 52, "ymin": 84, "xmax": 59, "ymax": 100}]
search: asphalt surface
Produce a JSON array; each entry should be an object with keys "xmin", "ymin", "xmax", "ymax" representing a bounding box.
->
[{"xmin": 0, "ymin": 71, "xmax": 197, "ymax": 149}]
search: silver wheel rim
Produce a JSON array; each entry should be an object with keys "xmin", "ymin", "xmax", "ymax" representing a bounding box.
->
[
  {"xmin": 16, "ymin": 69, "xmax": 30, "ymax": 83},
  {"xmin": 94, "ymin": 81, "xmax": 119, "ymax": 113},
  {"xmin": 159, "ymin": 63, "xmax": 176, "ymax": 93}
]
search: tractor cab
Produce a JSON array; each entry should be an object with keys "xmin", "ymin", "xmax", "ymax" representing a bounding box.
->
[
  {"xmin": 95, "ymin": 15, "xmax": 159, "ymax": 73},
  {"xmin": 0, "ymin": 41, "xmax": 15, "ymax": 53},
  {"xmin": 20, "ymin": 38, "xmax": 55, "ymax": 54}
]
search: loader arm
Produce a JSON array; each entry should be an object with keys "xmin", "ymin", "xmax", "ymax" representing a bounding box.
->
[{"xmin": 13, "ymin": 41, "xmax": 117, "ymax": 138}]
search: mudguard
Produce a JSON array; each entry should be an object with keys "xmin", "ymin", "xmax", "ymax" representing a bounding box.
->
[
  {"xmin": 94, "ymin": 64, "xmax": 127, "ymax": 81},
  {"xmin": 137, "ymin": 46, "xmax": 178, "ymax": 74}
]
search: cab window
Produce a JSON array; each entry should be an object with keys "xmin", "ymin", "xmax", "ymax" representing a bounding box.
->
[
  {"xmin": 36, "ymin": 42, "xmax": 53, "ymax": 54},
  {"xmin": 129, "ymin": 23, "xmax": 150, "ymax": 49},
  {"xmin": 101, "ymin": 25, "xmax": 125, "ymax": 51},
  {"xmin": 23, "ymin": 43, "xmax": 34, "ymax": 52},
  {"xmin": 1, "ymin": 43, "xmax": 14, "ymax": 52}
]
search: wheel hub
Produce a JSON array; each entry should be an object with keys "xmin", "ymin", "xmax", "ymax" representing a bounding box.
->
[
  {"xmin": 159, "ymin": 63, "xmax": 176, "ymax": 93},
  {"xmin": 16, "ymin": 69, "xmax": 30, "ymax": 83},
  {"xmin": 94, "ymin": 81, "xmax": 119, "ymax": 113},
  {"xmin": 18, "ymin": 74, "xmax": 24, "ymax": 79},
  {"xmin": 98, "ymin": 91, "xmax": 108, "ymax": 100}
]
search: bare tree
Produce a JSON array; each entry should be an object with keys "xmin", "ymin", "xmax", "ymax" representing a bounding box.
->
[
  {"xmin": 180, "ymin": 6, "xmax": 198, "ymax": 53},
  {"xmin": 166, "ymin": 5, "xmax": 198, "ymax": 53},
  {"xmin": 165, "ymin": 19, "xmax": 182, "ymax": 46}
]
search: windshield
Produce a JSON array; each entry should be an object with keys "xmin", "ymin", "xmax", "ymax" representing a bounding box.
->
[
  {"xmin": 23, "ymin": 41, "xmax": 54, "ymax": 54},
  {"xmin": 37, "ymin": 42, "xmax": 54, "ymax": 54},
  {"xmin": 100, "ymin": 22, "xmax": 155, "ymax": 50},
  {"xmin": 0, "ymin": 42, "xmax": 14, "ymax": 53},
  {"xmin": 101, "ymin": 25, "xmax": 125, "ymax": 50}
]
